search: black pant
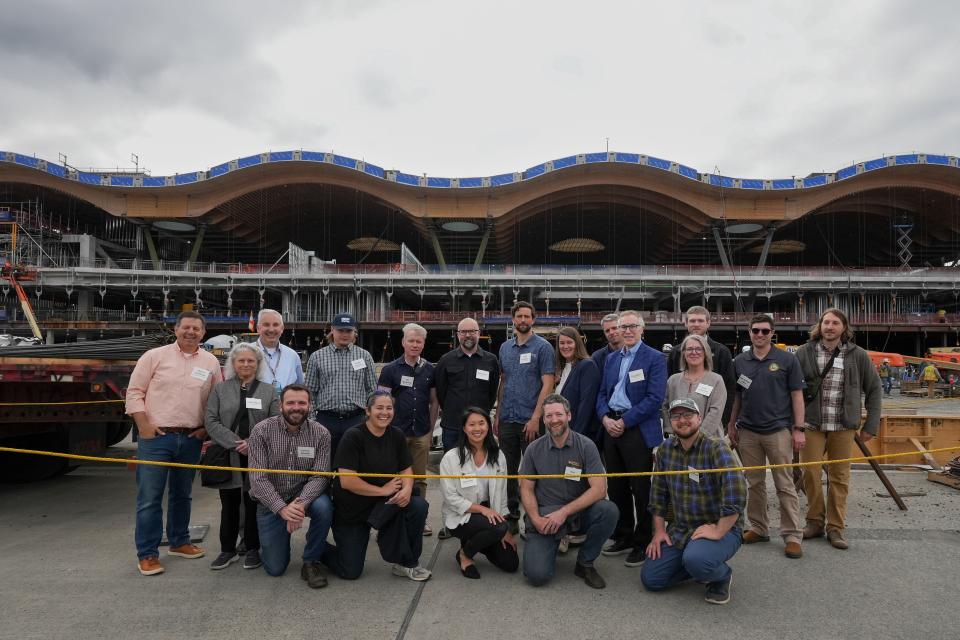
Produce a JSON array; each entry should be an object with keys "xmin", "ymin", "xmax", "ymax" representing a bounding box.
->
[
  {"xmin": 450, "ymin": 513, "xmax": 519, "ymax": 572},
  {"xmin": 500, "ymin": 420, "xmax": 542, "ymax": 517},
  {"xmin": 315, "ymin": 411, "xmax": 366, "ymax": 461},
  {"xmin": 218, "ymin": 484, "xmax": 259, "ymax": 553},
  {"xmin": 603, "ymin": 428, "xmax": 653, "ymax": 548}
]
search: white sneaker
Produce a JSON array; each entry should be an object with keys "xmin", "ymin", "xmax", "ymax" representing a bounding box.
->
[
  {"xmin": 558, "ymin": 536, "xmax": 570, "ymax": 555},
  {"xmin": 392, "ymin": 564, "xmax": 432, "ymax": 582}
]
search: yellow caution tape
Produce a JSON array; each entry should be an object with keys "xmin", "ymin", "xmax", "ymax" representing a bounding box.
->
[
  {"xmin": 0, "ymin": 399, "xmax": 125, "ymax": 406},
  {"xmin": 0, "ymin": 445, "xmax": 957, "ymax": 480}
]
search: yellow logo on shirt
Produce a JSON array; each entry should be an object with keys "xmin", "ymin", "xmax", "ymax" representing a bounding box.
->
[{"xmin": 768, "ymin": 362, "xmax": 780, "ymax": 372}]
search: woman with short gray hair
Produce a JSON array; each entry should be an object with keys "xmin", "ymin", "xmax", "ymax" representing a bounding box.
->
[{"xmin": 204, "ymin": 342, "xmax": 280, "ymax": 571}]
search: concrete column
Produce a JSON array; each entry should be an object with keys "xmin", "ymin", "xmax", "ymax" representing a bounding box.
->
[{"xmin": 76, "ymin": 291, "xmax": 93, "ymax": 321}]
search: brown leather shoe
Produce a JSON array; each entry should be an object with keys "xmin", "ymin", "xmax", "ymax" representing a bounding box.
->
[
  {"xmin": 826, "ymin": 529, "xmax": 849, "ymax": 550},
  {"xmin": 138, "ymin": 557, "xmax": 165, "ymax": 576},
  {"xmin": 742, "ymin": 530, "xmax": 770, "ymax": 544},
  {"xmin": 168, "ymin": 543, "xmax": 205, "ymax": 559},
  {"xmin": 803, "ymin": 522, "xmax": 825, "ymax": 539},
  {"xmin": 784, "ymin": 541, "xmax": 803, "ymax": 559}
]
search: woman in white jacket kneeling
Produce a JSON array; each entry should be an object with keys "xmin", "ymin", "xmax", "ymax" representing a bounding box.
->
[{"xmin": 439, "ymin": 407, "xmax": 519, "ymax": 579}]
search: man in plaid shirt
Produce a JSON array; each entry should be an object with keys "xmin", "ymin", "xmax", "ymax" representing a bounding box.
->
[{"xmin": 641, "ymin": 398, "xmax": 746, "ymax": 605}]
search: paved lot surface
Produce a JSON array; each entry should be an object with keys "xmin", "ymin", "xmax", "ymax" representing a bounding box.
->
[{"xmin": 2, "ymin": 450, "xmax": 958, "ymax": 640}]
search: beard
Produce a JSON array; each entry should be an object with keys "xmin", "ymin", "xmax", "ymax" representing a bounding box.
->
[
  {"xmin": 283, "ymin": 409, "xmax": 308, "ymax": 426},
  {"xmin": 514, "ymin": 323, "xmax": 531, "ymax": 334},
  {"xmin": 460, "ymin": 336, "xmax": 477, "ymax": 349}
]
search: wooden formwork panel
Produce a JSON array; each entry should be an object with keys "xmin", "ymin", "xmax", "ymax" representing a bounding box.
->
[{"xmin": 863, "ymin": 415, "xmax": 960, "ymax": 465}]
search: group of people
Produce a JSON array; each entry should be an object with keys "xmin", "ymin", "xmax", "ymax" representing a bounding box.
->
[{"xmin": 126, "ymin": 301, "xmax": 882, "ymax": 605}]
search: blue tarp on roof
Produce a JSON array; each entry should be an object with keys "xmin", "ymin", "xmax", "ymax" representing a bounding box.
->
[
  {"xmin": 110, "ymin": 176, "xmax": 134, "ymax": 187},
  {"xmin": 209, "ymin": 163, "xmax": 230, "ymax": 177},
  {"xmin": 269, "ymin": 151, "xmax": 294, "ymax": 162},
  {"xmin": 237, "ymin": 155, "xmax": 262, "ymax": 169}
]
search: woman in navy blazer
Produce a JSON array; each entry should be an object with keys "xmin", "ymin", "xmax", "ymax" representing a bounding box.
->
[{"xmin": 554, "ymin": 326, "xmax": 602, "ymax": 442}]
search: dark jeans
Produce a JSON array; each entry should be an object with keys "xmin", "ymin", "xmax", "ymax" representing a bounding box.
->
[
  {"xmin": 321, "ymin": 495, "xmax": 429, "ymax": 579},
  {"xmin": 499, "ymin": 420, "xmax": 543, "ymax": 516},
  {"xmin": 523, "ymin": 500, "xmax": 619, "ymax": 586},
  {"xmin": 441, "ymin": 426, "xmax": 460, "ymax": 452},
  {"xmin": 218, "ymin": 485, "xmax": 259, "ymax": 553},
  {"xmin": 603, "ymin": 427, "xmax": 653, "ymax": 548},
  {"xmin": 882, "ymin": 377, "xmax": 893, "ymax": 395},
  {"xmin": 134, "ymin": 432, "xmax": 202, "ymax": 560},
  {"xmin": 315, "ymin": 411, "xmax": 366, "ymax": 460},
  {"xmin": 450, "ymin": 513, "xmax": 519, "ymax": 572},
  {"xmin": 641, "ymin": 529, "xmax": 742, "ymax": 590},
  {"xmin": 256, "ymin": 495, "xmax": 333, "ymax": 577}
]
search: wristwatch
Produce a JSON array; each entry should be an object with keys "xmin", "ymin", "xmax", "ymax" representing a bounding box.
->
[{"xmin": 792, "ymin": 426, "xmax": 805, "ymax": 432}]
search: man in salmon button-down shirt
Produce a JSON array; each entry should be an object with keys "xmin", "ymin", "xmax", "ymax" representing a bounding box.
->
[{"xmin": 126, "ymin": 310, "xmax": 223, "ymax": 576}]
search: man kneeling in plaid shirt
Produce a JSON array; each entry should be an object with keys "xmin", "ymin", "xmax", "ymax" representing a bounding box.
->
[{"xmin": 641, "ymin": 398, "xmax": 747, "ymax": 605}]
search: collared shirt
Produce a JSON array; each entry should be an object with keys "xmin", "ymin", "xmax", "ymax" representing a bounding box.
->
[
  {"xmin": 247, "ymin": 415, "xmax": 331, "ymax": 513},
  {"xmin": 125, "ymin": 343, "xmax": 223, "ymax": 428},
  {"xmin": 498, "ymin": 333, "xmax": 556, "ymax": 423},
  {"xmin": 812, "ymin": 341, "xmax": 846, "ymax": 432},
  {"xmin": 609, "ymin": 342, "xmax": 642, "ymax": 411},
  {"xmin": 304, "ymin": 343, "xmax": 377, "ymax": 415},
  {"xmin": 649, "ymin": 431, "xmax": 746, "ymax": 549},
  {"xmin": 257, "ymin": 340, "xmax": 304, "ymax": 392},
  {"xmin": 732, "ymin": 346, "xmax": 805, "ymax": 433},
  {"xmin": 590, "ymin": 345, "xmax": 617, "ymax": 373},
  {"xmin": 519, "ymin": 430, "xmax": 604, "ymax": 517},
  {"xmin": 434, "ymin": 347, "xmax": 500, "ymax": 430},
  {"xmin": 378, "ymin": 356, "xmax": 435, "ymax": 437}
]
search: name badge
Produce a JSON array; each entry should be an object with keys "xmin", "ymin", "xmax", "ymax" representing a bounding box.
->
[
  {"xmin": 737, "ymin": 374, "xmax": 752, "ymax": 389},
  {"xmin": 519, "ymin": 353, "xmax": 532, "ymax": 365},
  {"xmin": 351, "ymin": 358, "xmax": 367, "ymax": 371},
  {"xmin": 460, "ymin": 476, "xmax": 478, "ymax": 488},
  {"xmin": 695, "ymin": 383, "xmax": 713, "ymax": 397},
  {"xmin": 475, "ymin": 368, "xmax": 490, "ymax": 381},
  {"xmin": 564, "ymin": 465, "xmax": 583, "ymax": 481},
  {"xmin": 833, "ymin": 358, "xmax": 844, "ymax": 369},
  {"xmin": 629, "ymin": 369, "xmax": 645, "ymax": 383},
  {"xmin": 400, "ymin": 375, "xmax": 414, "ymax": 387},
  {"xmin": 245, "ymin": 397, "xmax": 263, "ymax": 410},
  {"xmin": 297, "ymin": 446, "xmax": 315, "ymax": 458},
  {"xmin": 191, "ymin": 367, "xmax": 211, "ymax": 381},
  {"xmin": 688, "ymin": 466, "xmax": 700, "ymax": 483}
]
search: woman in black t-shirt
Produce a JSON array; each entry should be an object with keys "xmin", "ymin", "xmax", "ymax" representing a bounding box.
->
[{"xmin": 320, "ymin": 390, "xmax": 432, "ymax": 581}]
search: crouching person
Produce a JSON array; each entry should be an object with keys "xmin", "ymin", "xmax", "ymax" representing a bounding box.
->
[
  {"xmin": 521, "ymin": 394, "xmax": 618, "ymax": 589},
  {"xmin": 641, "ymin": 399, "xmax": 747, "ymax": 605},
  {"xmin": 248, "ymin": 384, "xmax": 334, "ymax": 589}
]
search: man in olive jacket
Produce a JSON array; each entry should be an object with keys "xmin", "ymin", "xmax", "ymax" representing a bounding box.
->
[{"xmin": 795, "ymin": 308, "xmax": 882, "ymax": 550}]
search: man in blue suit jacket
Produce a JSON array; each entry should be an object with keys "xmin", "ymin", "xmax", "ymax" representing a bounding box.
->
[{"xmin": 595, "ymin": 310, "xmax": 667, "ymax": 568}]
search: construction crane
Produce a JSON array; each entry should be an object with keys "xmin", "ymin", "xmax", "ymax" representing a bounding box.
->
[{"xmin": 2, "ymin": 262, "xmax": 42, "ymax": 340}]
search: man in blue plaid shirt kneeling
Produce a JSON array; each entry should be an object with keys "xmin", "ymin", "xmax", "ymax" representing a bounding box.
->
[{"xmin": 641, "ymin": 398, "xmax": 747, "ymax": 605}]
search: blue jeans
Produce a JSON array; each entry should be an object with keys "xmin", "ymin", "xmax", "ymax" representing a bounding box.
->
[
  {"xmin": 135, "ymin": 433, "xmax": 203, "ymax": 560},
  {"xmin": 641, "ymin": 528, "xmax": 741, "ymax": 590},
  {"xmin": 883, "ymin": 378, "xmax": 893, "ymax": 395},
  {"xmin": 256, "ymin": 494, "xmax": 333, "ymax": 576},
  {"xmin": 441, "ymin": 427, "xmax": 460, "ymax": 452},
  {"xmin": 321, "ymin": 496, "xmax": 429, "ymax": 580},
  {"xmin": 523, "ymin": 499, "xmax": 619, "ymax": 586}
]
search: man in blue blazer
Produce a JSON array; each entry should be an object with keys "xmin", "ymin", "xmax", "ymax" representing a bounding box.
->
[{"xmin": 595, "ymin": 310, "xmax": 667, "ymax": 568}]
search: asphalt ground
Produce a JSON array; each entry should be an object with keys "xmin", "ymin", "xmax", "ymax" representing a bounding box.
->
[{"xmin": 1, "ymin": 441, "xmax": 959, "ymax": 640}]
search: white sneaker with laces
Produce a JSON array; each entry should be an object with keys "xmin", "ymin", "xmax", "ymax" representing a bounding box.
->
[{"xmin": 392, "ymin": 564, "xmax": 432, "ymax": 582}]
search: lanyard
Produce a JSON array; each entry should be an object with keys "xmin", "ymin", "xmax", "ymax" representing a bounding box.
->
[{"xmin": 259, "ymin": 340, "xmax": 283, "ymax": 382}]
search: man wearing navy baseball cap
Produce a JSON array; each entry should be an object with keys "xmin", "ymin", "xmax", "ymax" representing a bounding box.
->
[{"xmin": 304, "ymin": 312, "xmax": 377, "ymax": 457}]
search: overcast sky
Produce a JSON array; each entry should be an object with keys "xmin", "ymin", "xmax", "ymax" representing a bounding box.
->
[{"xmin": 2, "ymin": 0, "xmax": 958, "ymax": 180}]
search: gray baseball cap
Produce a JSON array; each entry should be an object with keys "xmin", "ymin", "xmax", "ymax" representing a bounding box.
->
[{"xmin": 668, "ymin": 398, "xmax": 701, "ymax": 415}]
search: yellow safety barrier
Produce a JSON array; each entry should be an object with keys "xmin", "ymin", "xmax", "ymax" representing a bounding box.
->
[
  {"xmin": 0, "ymin": 399, "xmax": 125, "ymax": 406},
  {"xmin": 1, "ymin": 445, "xmax": 958, "ymax": 480}
]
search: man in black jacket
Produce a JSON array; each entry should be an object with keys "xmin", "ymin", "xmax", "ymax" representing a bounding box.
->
[{"xmin": 668, "ymin": 306, "xmax": 735, "ymax": 426}]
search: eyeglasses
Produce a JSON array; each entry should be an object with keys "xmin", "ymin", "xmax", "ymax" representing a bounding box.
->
[
  {"xmin": 457, "ymin": 329, "xmax": 480, "ymax": 335},
  {"xmin": 750, "ymin": 328, "xmax": 772, "ymax": 335},
  {"xmin": 619, "ymin": 323, "xmax": 641, "ymax": 331},
  {"xmin": 669, "ymin": 411, "xmax": 697, "ymax": 421},
  {"xmin": 683, "ymin": 347, "xmax": 704, "ymax": 354}
]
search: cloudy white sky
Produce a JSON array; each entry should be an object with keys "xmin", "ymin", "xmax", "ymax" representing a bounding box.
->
[{"xmin": 2, "ymin": 0, "xmax": 958, "ymax": 179}]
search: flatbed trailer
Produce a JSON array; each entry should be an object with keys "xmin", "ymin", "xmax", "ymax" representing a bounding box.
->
[{"xmin": 0, "ymin": 357, "xmax": 137, "ymax": 482}]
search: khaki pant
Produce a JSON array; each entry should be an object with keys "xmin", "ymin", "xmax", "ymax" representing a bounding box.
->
[
  {"xmin": 927, "ymin": 380, "xmax": 937, "ymax": 398},
  {"xmin": 406, "ymin": 432, "xmax": 432, "ymax": 499},
  {"xmin": 738, "ymin": 428, "xmax": 802, "ymax": 543},
  {"xmin": 800, "ymin": 428, "xmax": 855, "ymax": 532}
]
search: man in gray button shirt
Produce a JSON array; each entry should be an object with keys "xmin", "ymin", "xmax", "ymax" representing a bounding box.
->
[
  {"xmin": 520, "ymin": 394, "xmax": 619, "ymax": 589},
  {"xmin": 495, "ymin": 301, "xmax": 556, "ymax": 530}
]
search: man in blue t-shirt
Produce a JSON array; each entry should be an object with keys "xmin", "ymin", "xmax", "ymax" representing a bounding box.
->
[{"xmin": 495, "ymin": 301, "xmax": 556, "ymax": 531}]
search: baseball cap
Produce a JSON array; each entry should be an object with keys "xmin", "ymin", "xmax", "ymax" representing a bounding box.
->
[
  {"xmin": 331, "ymin": 313, "xmax": 357, "ymax": 329},
  {"xmin": 668, "ymin": 398, "xmax": 701, "ymax": 415}
]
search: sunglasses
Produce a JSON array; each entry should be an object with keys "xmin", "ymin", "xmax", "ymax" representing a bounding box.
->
[{"xmin": 750, "ymin": 328, "xmax": 772, "ymax": 335}]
